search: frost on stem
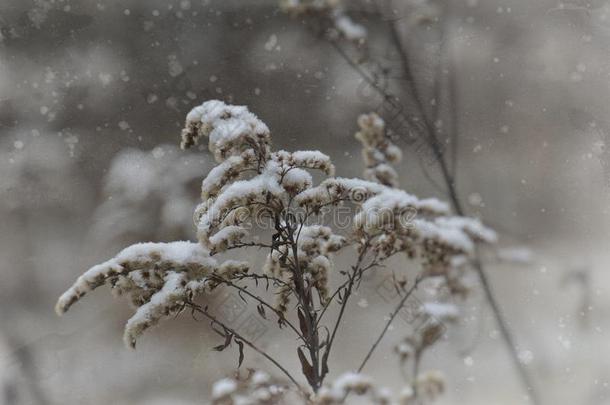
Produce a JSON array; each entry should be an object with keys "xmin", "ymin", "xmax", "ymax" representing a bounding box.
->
[
  {"xmin": 56, "ymin": 241, "xmax": 248, "ymax": 348},
  {"xmin": 280, "ymin": 0, "xmax": 367, "ymax": 43}
]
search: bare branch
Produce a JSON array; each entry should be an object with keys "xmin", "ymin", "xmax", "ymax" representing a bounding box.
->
[
  {"xmin": 358, "ymin": 275, "xmax": 423, "ymax": 373},
  {"xmin": 319, "ymin": 241, "xmax": 371, "ymax": 380}
]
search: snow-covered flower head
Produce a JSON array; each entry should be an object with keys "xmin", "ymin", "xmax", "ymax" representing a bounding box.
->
[
  {"xmin": 210, "ymin": 371, "xmax": 290, "ymax": 405},
  {"xmin": 181, "ymin": 99, "xmax": 272, "ymax": 163},
  {"xmin": 181, "ymin": 101, "xmax": 338, "ymax": 256},
  {"xmin": 56, "ymin": 241, "xmax": 248, "ymax": 348},
  {"xmin": 181, "ymin": 100, "xmax": 344, "ymax": 314}
]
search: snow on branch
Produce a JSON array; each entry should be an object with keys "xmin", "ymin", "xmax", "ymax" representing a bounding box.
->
[
  {"xmin": 181, "ymin": 99, "xmax": 271, "ymax": 163},
  {"xmin": 56, "ymin": 241, "xmax": 248, "ymax": 348}
]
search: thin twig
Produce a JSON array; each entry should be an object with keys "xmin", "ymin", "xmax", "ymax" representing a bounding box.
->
[
  {"xmin": 439, "ymin": 0, "xmax": 460, "ymax": 187},
  {"xmin": 223, "ymin": 242, "xmax": 275, "ymax": 251},
  {"xmin": 472, "ymin": 253, "xmax": 541, "ymax": 405},
  {"xmin": 358, "ymin": 275, "xmax": 422, "ymax": 373},
  {"xmin": 315, "ymin": 252, "xmax": 382, "ymax": 326},
  {"xmin": 432, "ymin": 1, "xmax": 461, "ymax": 187},
  {"xmin": 231, "ymin": 273, "xmax": 295, "ymax": 290},
  {"xmin": 447, "ymin": 37, "xmax": 460, "ymax": 187},
  {"xmin": 319, "ymin": 240, "xmax": 373, "ymax": 381}
]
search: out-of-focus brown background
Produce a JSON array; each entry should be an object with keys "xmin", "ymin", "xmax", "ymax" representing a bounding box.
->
[{"xmin": 1, "ymin": 0, "xmax": 609, "ymax": 404}]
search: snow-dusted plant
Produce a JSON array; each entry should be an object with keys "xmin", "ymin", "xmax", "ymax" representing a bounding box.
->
[
  {"xmin": 56, "ymin": 100, "xmax": 495, "ymax": 401},
  {"xmin": 209, "ymin": 369, "xmax": 443, "ymax": 404},
  {"xmin": 210, "ymin": 370, "xmax": 293, "ymax": 404}
]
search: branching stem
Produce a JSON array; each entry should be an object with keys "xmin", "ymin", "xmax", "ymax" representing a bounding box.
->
[
  {"xmin": 209, "ymin": 275, "xmax": 305, "ymax": 342},
  {"xmin": 188, "ymin": 302, "xmax": 307, "ymax": 395},
  {"xmin": 323, "ymin": 8, "xmax": 540, "ymax": 403}
]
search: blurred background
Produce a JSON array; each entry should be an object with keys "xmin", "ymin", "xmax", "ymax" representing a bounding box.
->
[{"xmin": 1, "ymin": 0, "xmax": 609, "ymax": 404}]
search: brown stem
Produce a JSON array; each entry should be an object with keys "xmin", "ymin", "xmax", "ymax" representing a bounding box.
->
[{"xmin": 287, "ymin": 219, "xmax": 322, "ymax": 392}]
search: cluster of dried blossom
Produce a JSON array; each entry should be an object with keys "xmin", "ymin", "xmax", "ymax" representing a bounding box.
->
[
  {"xmin": 210, "ymin": 370, "xmax": 291, "ymax": 405},
  {"xmin": 354, "ymin": 113, "xmax": 403, "ymax": 187},
  {"xmin": 209, "ymin": 369, "xmax": 443, "ymax": 405},
  {"xmin": 55, "ymin": 241, "xmax": 248, "ymax": 348}
]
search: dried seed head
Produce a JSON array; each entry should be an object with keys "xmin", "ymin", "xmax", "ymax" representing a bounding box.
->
[{"xmin": 355, "ymin": 113, "xmax": 402, "ymax": 187}]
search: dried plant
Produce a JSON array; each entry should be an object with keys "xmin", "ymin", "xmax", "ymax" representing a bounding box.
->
[{"xmin": 57, "ymin": 99, "xmax": 495, "ymax": 403}]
